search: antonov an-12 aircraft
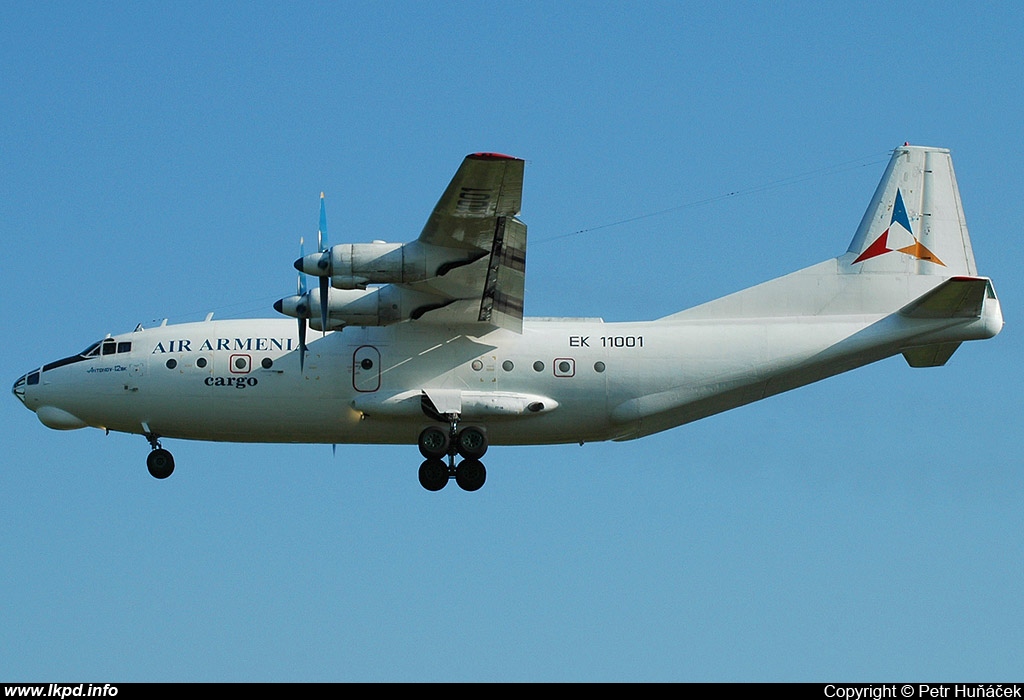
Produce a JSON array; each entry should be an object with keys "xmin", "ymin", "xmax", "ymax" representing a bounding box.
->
[{"xmin": 12, "ymin": 144, "xmax": 1003, "ymax": 491}]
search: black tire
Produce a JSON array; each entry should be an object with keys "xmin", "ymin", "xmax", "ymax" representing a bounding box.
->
[
  {"xmin": 455, "ymin": 458, "xmax": 486, "ymax": 492},
  {"xmin": 418, "ymin": 459, "xmax": 449, "ymax": 491},
  {"xmin": 146, "ymin": 448, "xmax": 175, "ymax": 479},
  {"xmin": 456, "ymin": 425, "xmax": 488, "ymax": 459},
  {"xmin": 417, "ymin": 425, "xmax": 450, "ymax": 459}
]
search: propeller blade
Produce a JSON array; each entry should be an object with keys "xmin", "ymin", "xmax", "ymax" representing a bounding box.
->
[
  {"xmin": 317, "ymin": 192, "xmax": 327, "ymax": 252},
  {"xmin": 297, "ymin": 232, "xmax": 310, "ymax": 369},
  {"xmin": 316, "ymin": 193, "xmax": 330, "ymax": 333},
  {"xmin": 319, "ymin": 276, "xmax": 330, "ymax": 335}
]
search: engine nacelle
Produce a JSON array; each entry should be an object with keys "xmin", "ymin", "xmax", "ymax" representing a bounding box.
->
[
  {"xmin": 297, "ymin": 286, "xmax": 446, "ymax": 330},
  {"xmin": 295, "ymin": 241, "xmax": 485, "ymax": 289},
  {"xmin": 330, "ymin": 242, "xmax": 409, "ymax": 289}
]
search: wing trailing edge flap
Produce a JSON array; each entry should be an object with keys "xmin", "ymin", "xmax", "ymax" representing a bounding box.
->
[
  {"xmin": 408, "ymin": 153, "xmax": 526, "ymax": 333},
  {"xmin": 408, "ymin": 215, "xmax": 526, "ymax": 333},
  {"xmin": 477, "ymin": 217, "xmax": 526, "ymax": 333}
]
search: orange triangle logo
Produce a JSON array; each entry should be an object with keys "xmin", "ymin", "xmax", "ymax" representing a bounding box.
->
[{"xmin": 896, "ymin": 241, "xmax": 944, "ymax": 265}]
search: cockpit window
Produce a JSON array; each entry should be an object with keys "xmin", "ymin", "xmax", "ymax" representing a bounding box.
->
[
  {"xmin": 42, "ymin": 338, "xmax": 132, "ymax": 373},
  {"xmin": 42, "ymin": 338, "xmax": 133, "ymax": 373}
]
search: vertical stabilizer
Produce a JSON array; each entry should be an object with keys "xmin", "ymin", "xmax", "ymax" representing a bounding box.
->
[{"xmin": 843, "ymin": 145, "xmax": 977, "ymax": 276}]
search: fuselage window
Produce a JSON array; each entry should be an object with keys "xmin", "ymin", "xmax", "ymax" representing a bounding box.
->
[
  {"xmin": 533, "ymin": 361, "xmax": 544, "ymax": 372},
  {"xmin": 166, "ymin": 359, "xmax": 177, "ymax": 369},
  {"xmin": 502, "ymin": 360, "xmax": 514, "ymax": 372},
  {"xmin": 102, "ymin": 340, "xmax": 116, "ymax": 356},
  {"xmin": 117, "ymin": 341, "xmax": 132, "ymax": 354},
  {"xmin": 196, "ymin": 357, "xmax": 208, "ymax": 368},
  {"xmin": 262, "ymin": 358, "xmax": 274, "ymax": 369}
]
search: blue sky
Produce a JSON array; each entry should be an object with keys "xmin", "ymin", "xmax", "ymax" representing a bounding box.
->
[{"xmin": 2, "ymin": 1, "xmax": 1022, "ymax": 682}]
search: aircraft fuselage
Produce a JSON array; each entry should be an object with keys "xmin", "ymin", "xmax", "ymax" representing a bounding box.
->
[{"xmin": 14, "ymin": 291, "xmax": 1001, "ymax": 449}]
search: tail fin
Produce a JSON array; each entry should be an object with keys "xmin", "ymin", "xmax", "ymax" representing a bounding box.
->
[{"xmin": 842, "ymin": 144, "xmax": 977, "ymax": 276}]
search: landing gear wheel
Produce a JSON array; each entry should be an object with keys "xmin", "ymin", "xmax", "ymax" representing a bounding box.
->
[
  {"xmin": 418, "ymin": 459, "xmax": 449, "ymax": 491},
  {"xmin": 147, "ymin": 448, "xmax": 175, "ymax": 479},
  {"xmin": 417, "ymin": 425, "xmax": 450, "ymax": 459},
  {"xmin": 456, "ymin": 426, "xmax": 488, "ymax": 459},
  {"xmin": 455, "ymin": 458, "xmax": 486, "ymax": 492}
]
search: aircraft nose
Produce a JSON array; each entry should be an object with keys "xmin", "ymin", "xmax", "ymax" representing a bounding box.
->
[{"xmin": 12, "ymin": 369, "xmax": 39, "ymax": 406}]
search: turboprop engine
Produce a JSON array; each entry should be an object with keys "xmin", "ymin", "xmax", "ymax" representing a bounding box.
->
[
  {"xmin": 273, "ymin": 285, "xmax": 447, "ymax": 331},
  {"xmin": 294, "ymin": 240, "xmax": 485, "ymax": 290}
]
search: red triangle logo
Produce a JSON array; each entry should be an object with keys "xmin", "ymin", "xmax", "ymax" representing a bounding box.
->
[{"xmin": 852, "ymin": 229, "xmax": 891, "ymax": 264}]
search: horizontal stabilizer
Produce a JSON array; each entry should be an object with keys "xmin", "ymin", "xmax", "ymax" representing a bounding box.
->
[
  {"xmin": 899, "ymin": 276, "xmax": 991, "ymax": 319},
  {"xmin": 902, "ymin": 342, "xmax": 962, "ymax": 367}
]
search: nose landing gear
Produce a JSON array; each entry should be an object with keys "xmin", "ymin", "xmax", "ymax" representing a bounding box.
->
[
  {"xmin": 415, "ymin": 417, "xmax": 488, "ymax": 492},
  {"xmin": 144, "ymin": 433, "xmax": 175, "ymax": 479}
]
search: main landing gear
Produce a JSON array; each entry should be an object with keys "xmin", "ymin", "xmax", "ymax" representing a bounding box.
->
[
  {"xmin": 416, "ymin": 418, "xmax": 489, "ymax": 492},
  {"xmin": 145, "ymin": 433, "xmax": 175, "ymax": 479}
]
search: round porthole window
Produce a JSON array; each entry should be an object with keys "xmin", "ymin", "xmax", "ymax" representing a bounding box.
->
[
  {"xmin": 165, "ymin": 358, "xmax": 177, "ymax": 369},
  {"xmin": 553, "ymin": 359, "xmax": 575, "ymax": 377},
  {"xmin": 594, "ymin": 361, "xmax": 605, "ymax": 373},
  {"xmin": 262, "ymin": 357, "xmax": 274, "ymax": 369},
  {"xmin": 360, "ymin": 358, "xmax": 373, "ymax": 370},
  {"xmin": 196, "ymin": 357, "xmax": 207, "ymax": 368},
  {"xmin": 472, "ymin": 359, "xmax": 483, "ymax": 371},
  {"xmin": 502, "ymin": 360, "xmax": 514, "ymax": 371},
  {"xmin": 533, "ymin": 361, "xmax": 544, "ymax": 372}
]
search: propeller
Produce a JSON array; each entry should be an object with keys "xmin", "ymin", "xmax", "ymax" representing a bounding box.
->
[
  {"xmin": 316, "ymin": 192, "xmax": 330, "ymax": 335},
  {"xmin": 275, "ymin": 194, "xmax": 334, "ymax": 372},
  {"xmin": 296, "ymin": 238, "xmax": 309, "ymax": 371}
]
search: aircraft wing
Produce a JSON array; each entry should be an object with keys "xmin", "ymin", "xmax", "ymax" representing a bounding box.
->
[
  {"xmin": 418, "ymin": 152, "xmax": 525, "ymax": 249},
  {"xmin": 410, "ymin": 153, "xmax": 527, "ymax": 333}
]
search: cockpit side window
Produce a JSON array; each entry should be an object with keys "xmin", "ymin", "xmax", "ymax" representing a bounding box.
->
[
  {"xmin": 40, "ymin": 337, "xmax": 132, "ymax": 374},
  {"xmin": 42, "ymin": 340, "xmax": 104, "ymax": 373}
]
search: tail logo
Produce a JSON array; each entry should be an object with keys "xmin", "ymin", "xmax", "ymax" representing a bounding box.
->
[{"xmin": 853, "ymin": 189, "xmax": 945, "ymax": 266}]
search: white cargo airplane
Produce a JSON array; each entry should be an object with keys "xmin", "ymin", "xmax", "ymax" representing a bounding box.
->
[{"xmin": 12, "ymin": 144, "xmax": 1003, "ymax": 491}]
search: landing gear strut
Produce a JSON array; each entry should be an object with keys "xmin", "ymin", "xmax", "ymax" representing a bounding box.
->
[
  {"xmin": 145, "ymin": 433, "xmax": 175, "ymax": 479},
  {"xmin": 415, "ymin": 416, "xmax": 488, "ymax": 492}
]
